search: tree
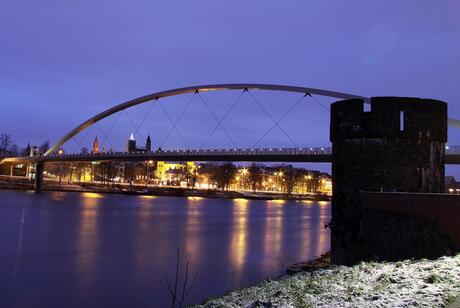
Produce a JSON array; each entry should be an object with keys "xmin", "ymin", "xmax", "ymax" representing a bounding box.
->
[
  {"xmin": 283, "ymin": 165, "xmax": 302, "ymax": 196},
  {"xmin": 0, "ymin": 134, "xmax": 12, "ymax": 158},
  {"xmin": 248, "ymin": 163, "xmax": 262, "ymax": 192},
  {"xmin": 184, "ymin": 164, "xmax": 198, "ymax": 188},
  {"xmin": 211, "ymin": 163, "xmax": 237, "ymax": 191},
  {"xmin": 9, "ymin": 143, "xmax": 19, "ymax": 157},
  {"xmin": 80, "ymin": 146, "xmax": 89, "ymax": 155},
  {"xmin": 40, "ymin": 141, "xmax": 50, "ymax": 155},
  {"xmin": 22, "ymin": 143, "xmax": 31, "ymax": 156}
]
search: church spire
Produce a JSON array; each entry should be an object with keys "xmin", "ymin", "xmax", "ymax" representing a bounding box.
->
[
  {"xmin": 145, "ymin": 135, "xmax": 151, "ymax": 151},
  {"xmin": 92, "ymin": 136, "xmax": 99, "ymax": 154}
]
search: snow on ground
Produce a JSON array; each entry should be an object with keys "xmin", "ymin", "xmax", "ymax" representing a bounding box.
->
[{"xmin": 198, "ymin": 254, "xmax": 460, "ymax": 308}]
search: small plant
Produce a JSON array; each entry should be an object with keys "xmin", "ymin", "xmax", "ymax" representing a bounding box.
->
[
  {"xmin": 425, "ymin": 273, "xmax": 441, "ymax": 284},
  {"xmin": 160, "ymin": 248, "xmax": 198, "ymax": 308}
]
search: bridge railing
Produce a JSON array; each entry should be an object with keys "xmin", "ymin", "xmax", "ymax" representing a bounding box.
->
[
  {"xmin": 8, "ymin": 145, "xmax": 460, "ymax": 163},
  {"xmin": 446, "ymin": 146, "xmax": 460, "ymax": 155},
  {"xmin": 153, "ymin": 147, "xmax": 332, "ymax": 156},
  {"xmin": 38, "ymin": 147, "xmax": 332, "ymax": 159}
]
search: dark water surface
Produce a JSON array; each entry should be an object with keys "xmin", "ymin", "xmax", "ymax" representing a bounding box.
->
[{"xmin": 0, "ymin": 190, "xmax": 330, "ymax": 307}]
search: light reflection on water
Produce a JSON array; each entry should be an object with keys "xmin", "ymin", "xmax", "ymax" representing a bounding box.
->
[
  {"xmin": 75, "ymin": 192, "xmax": 101, "ymax": 289},
  {"xmin": 185, "ymin": 196, "xmax": 204, "ymax": 265},
  {"xmin": 230, "ymin": 199, "xmax": 248, "ymax": 281},
  {"xmin": 0, "ymin": 190, "xmax": 330, "ymax": 308}
]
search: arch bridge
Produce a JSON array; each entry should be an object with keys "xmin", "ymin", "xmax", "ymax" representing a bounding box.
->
[{"xmin": 2, "ymin": 83, "xmax": 460, "ymax": 190}]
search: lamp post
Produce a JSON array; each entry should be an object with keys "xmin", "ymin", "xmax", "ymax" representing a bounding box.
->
[
  {"xmin": 146, "ymin": 160, "xmax": 154, "ymax": 188},
  {"xmin": 276, "ymin": 171, "xmax": 283, "ymax": 193},
  {"xmin": 241, "ymin": 168, "xmax": 248, "ymax": 191}
]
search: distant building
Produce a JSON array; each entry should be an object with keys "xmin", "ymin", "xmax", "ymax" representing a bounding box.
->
[
  {"xmin": 146, "ymin": 135, "xmax": 151, "ymax": 152},
  {"xmin": 92, "ymin": 136, "xmax": 99, "ymax": 154},
  {"xmin": 30, "ymin": 145, "xmax": 40, "ymax": 157},
  {"xmin": 127, "ymin": 133, "xmax": 152, "ymax": 153},
  {"xmin": 25, "ymin": 143, "xmax": 31, "ymax": 157},
  {"xmin": 155, "ymin": 161, "xmax": 195, "ymax": 186}
]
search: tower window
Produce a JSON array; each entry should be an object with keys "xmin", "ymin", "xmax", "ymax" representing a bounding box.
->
[{"xmin": 400, "ymin": 110, "xmax": 405, "ymax": 131}]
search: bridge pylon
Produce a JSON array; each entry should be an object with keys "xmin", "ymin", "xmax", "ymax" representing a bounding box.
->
[{"xmin": 34, "ymin": 162, "xmax": 44, "ymax": 192}]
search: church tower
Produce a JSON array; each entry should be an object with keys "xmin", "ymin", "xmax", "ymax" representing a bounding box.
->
[
  {"xmin": 145, "ymin": 135, "xmax": 151, "ymax": 152},
  {"xmin": 26, "ymin": 143, "xmax": 31, "ymax": 157},
  {"xmin": 127, "ymin": 133, "xmax": 136, "ymax": 153},
  {"xmin": 92, "ymin": 136, "xmax": 99, "ymax": 154}
]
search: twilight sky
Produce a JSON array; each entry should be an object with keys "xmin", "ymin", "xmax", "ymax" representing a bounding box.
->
[{"xmin": 1, "ymin": 1, "xmax": 460, "ymax": 174}]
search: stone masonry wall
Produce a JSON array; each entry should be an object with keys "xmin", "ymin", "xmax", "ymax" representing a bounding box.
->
[{"xmin": 330, "ymin": 97, "xmax": 448, "ymax": 265}]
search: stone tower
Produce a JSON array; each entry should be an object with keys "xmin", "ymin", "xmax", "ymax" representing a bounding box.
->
[
  {"xmin": 127, "ymin": 133, "xmax": 136, "ymax": 153},
  {"xmin": 330, "ymin": 97, "xmax": 447, "ymax": 265},
  {"xmin": 145, "ymin": 135, "xmax": 151, "ymax": 152}
]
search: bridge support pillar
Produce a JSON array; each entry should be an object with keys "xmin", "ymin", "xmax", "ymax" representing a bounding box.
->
[
  {"xmin": 9, "ymin": 163, "xmax": 13, "ymax": 176},
  {"xmin": 34, "ymin": 162, "xmax": 44, "ymax": 192},
  {"xmin": 330, "ymin": 97, "xmax": 447, "ymax": 265}
]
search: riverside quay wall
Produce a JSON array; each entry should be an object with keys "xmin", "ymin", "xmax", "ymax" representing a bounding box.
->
[
  {"xmin": 361, "ymin": 192, "xmax": 460, "ymax": 261},
  {"xmin": 330, "ymin": 97, "xmax": 448, "ymax": 265}
]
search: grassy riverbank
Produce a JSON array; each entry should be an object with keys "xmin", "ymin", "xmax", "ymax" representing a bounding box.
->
[{"xmin": 197, "ymin": 254, "xmax": 460, "ymax": 307}]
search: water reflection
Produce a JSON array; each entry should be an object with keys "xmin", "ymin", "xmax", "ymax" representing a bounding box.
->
[
  {"xmin": 1, "ymin": 190, "xmax": 331, "ymax": 307},
  {"xmin": 233, "ymin": 198, "xmax": 249, "ymax": 205},
  {"xmin": 48, "ymin": 191, "xmax": 67, "ymax": 202},
  {"xmin": 75, "ymin": 192, "xmax": 102, "ymax": 287},
  {"xmin": 317, "ymin": 202, "xmax": 329, "ymax": 256},
  {"xmin": 135, "ymin": 196, "xmax": 155, "ymax": 273},
  {"xmin": 185, "ymin": 196, "xmax": 204, "ymax": 264},
  {"xmin": 263, "ymin": 203, "xmax": 284, "ymax": 260},
  {"xmin": 187, "ymin": 196, "xmax": 204, "ymax": 202},
  {"xmin": 230, "ymin": 198, "xmax": 248, "ymax": 281},
  {"xmin": 139, "ymin": 195, "xmax": 157, "ymax": 199}
]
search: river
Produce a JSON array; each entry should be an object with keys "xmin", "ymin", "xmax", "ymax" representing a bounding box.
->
[{"xmin": 0, "ymin": 189, "xmax": 330, "ymax": 307}]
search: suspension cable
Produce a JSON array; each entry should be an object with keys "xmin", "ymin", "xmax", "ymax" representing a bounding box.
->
[
  {"xmin": 158, "ymin": 101, "xmax": 188, "ymax": 148},
  {"xmin": 99, "ymin": 111, "xmax": 122, "ymax": 151},
  {"xmin": 201, "ymin": 89, "xmax": 246, "ymax": 148},
  {"xmin": 255, "ymin": 93, "xmax": 308, "ymax": 146},
  {"xmin": 96, "ymin": 122, "xmax": 116, "ymax": 151},
  {"xmin": 308, "ymin": 93, "xmax": 330, "ymax": 112},
  {"xmin": 123, "ymin": 109, "xmax": 146, "ymax": 142},
  {"xmin": 70, "ymin": 137, "xmax": 84, "ymax": 151},
  {"xmin": 246, "ymin": 90, "xmax": 299, "ymax": 148},
  {"xmin": 74, "ymin": 122, "xmax": 93, "ymax": 148},
  {"xmin": 196, "ymin": 91, "xmax": 237, "ymax": 148},
  {"xmin": 133, "ymin": 99, "xmax": 156, "ymax": 140},
  {"xmin": 160, "ymin": 93, "xmax": 196, "ymax": 148}
]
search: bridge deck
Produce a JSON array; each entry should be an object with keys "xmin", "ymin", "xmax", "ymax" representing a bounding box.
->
[
  {"xmin": 2, "ymin": 148, "xmax": 333, "ymax": 163},
  {"xmin": 2, "ymin": 146, "xmax": 460, "ymax": 164}
]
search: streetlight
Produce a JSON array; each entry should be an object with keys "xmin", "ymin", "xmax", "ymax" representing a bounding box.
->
[
  {"xmin": 145, "ymin": 160, "xmax": 154, "ymax": 188},
  {"xmin": 239, "ymin": 168, "xmax": 249, "ymax": 190}
]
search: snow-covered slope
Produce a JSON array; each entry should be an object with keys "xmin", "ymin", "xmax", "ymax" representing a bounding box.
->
[{"xmin": 198, "ymin": 254, "xmax": 460, "ymax": 307}]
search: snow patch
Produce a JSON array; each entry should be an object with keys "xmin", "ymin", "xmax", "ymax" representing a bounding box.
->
[{"xmin": 197, "ymin": 254, "xmax": 460, "ymax": 307}]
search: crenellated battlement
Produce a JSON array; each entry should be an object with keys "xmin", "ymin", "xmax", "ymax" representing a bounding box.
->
[{"xmin": 331, "ymin": 97, "xmax": 447, "ymax": 142}]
